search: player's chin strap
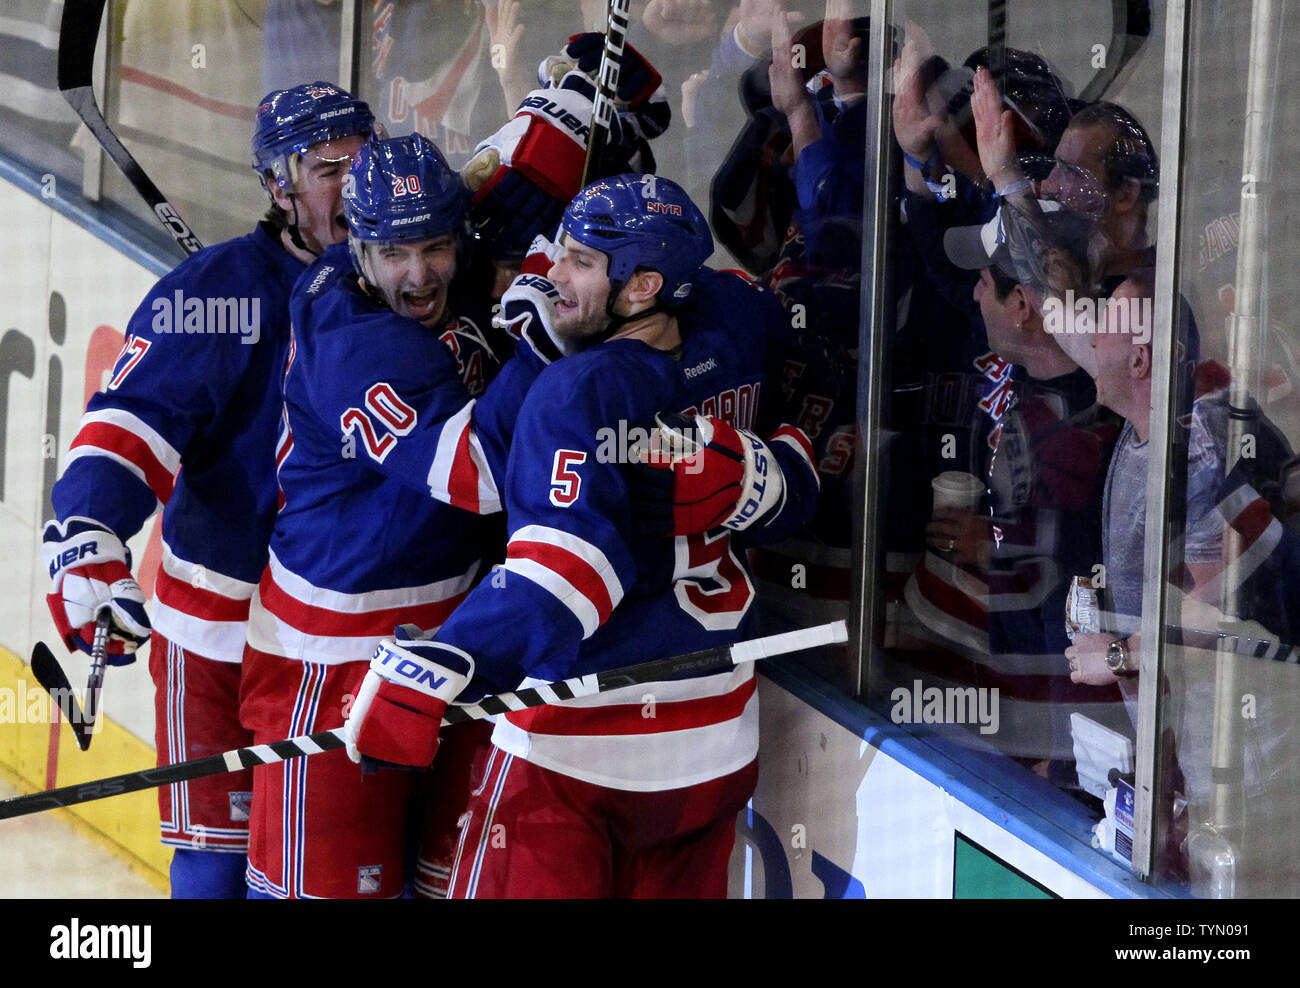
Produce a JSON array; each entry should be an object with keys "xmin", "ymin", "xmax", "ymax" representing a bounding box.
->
[
  {"xmin": 586, "ymin": 282, "xmax": 672, "ymax": 348},
  {"xmin": 284, "ymin": 195, "xmax": 315, "ymax": 256}
]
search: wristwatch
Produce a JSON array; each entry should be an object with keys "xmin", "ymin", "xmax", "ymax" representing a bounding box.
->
[{"xmin": 1105, "ymin": 638, "xmax": 1137, "ymax": 677}]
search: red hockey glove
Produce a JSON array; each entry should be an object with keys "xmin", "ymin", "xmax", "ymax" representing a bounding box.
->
[
  {"xmin": 344, "ymin": 626, "xmax": 475, "ymax": 767},
  {"xmin": 632, "ymin": 413, "xmax": 787, "ymax": 535},
  {"xmin": 464, "ymin": 71, "xmax": 619, "ymax": 259},
  {"xmin": 42, "ymin": 518, "xmax": 150, "ymax": 660}
]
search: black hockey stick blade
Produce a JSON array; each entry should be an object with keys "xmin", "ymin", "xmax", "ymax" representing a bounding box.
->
[
  {"xmin": 30, "ymin": 642, "xmax": 93, "ymax": 752},
  {"xmin": 579, "ymin": 0, "xmax": 632, "ymax": 188},
  {"xmin": 58, "ymin": 0, "xmax": 204, "ymax": 256},
  {"xmin": 0, "ymin": 621, "xmax": 848, "ymax": 820},
  {"xmin": 56, "ymin": 0, "xmax": 105, "ymax": 92}
]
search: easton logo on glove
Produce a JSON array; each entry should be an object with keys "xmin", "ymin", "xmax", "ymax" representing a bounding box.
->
[
  {"xmin": 370, "ymin": 640, "xmax": 449, "ymax": 692},
  {"xmin": 633, "ymin": 413, "xmax": 786, "ymax": 534}
]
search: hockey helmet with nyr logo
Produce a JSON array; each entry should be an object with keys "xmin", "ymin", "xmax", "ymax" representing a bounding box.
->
[
  {"xmin": 252, "ymin": 81, "xmax": 374, "ymax": 193},
  {"xmin": 561, "ymin": 174, "xmax": 713, "ymax": 308},
  {"xmin": 343, "ymin": 133, "xmax": 470, "ymax": 276}
]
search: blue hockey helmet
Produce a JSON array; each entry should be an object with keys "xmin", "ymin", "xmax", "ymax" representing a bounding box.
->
[
  {"xmin": 561, "ymin": 174, "xmax": 714, "ymax": 307},
  {"xmin": 252, "ymin": 82, "xmax": 374, "ymax": 193},
  {"xmin": 344, "ymin": 133, "xmax": 470, "ymax": 273}
]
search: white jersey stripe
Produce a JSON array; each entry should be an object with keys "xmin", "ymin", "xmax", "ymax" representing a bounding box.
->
[
  {"xmin": 508, "ymin": 524, "xmax": 623, "ymax": 609},
  {"xmin": 162, "ymin": 541, "xmax": 258, "ymax": 598},
  {"xmin": 491, "ymin": 689, "xmax": 759, "ymax": 792},
  {"xmin": 427, "ymin": 400, "xmax": 503, "ymax": 514},
  {"xmin": 501, "ymin": 555, "xmax": 600, "ymax": 637},
  {"xmin": 267, "ymin": 549, "xmax": 478, "ymax": 614},
  {"xmin": 150, "ymin": 599, "xmax": 249, "ymax": 664},
  {"xmin": 77, "ymin": 407, "xmax": 182, "ymax": 476},
  {"xmin": 62, "ymin": 446, "xmax": 153, "ymax": 499}
]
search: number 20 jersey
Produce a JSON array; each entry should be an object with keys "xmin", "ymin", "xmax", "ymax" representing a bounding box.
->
[{"xmin": 246, "ymin": 245, "xmax": 509, "ymax": 664}]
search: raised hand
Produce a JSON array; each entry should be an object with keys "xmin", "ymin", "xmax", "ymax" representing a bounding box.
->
[
  {"xmin": 736, "ymin": 0, "xmax": 804, "ymax": 56},
  {"xmin": 822, "ymin": 0, "xmax": 864, "ymax": 97},
  {"xmin": 485, "ymin": 0, "xmax": 530, "ymax": 111},
  {"xmin": 891, "ymin": 18, "xmax": 945, "ymax": 162},
  {"xmin": 972, "ymin": 65, "xmax": 1022, "ymax": 192},
  {"xmin": 642, "ymin": 0, "xmax": 718, "ymax": 46}
]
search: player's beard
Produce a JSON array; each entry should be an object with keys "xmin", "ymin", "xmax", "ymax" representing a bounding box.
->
[{"xmin": 553, "ymin": 286, "xmax": 614, "ymax": 345}]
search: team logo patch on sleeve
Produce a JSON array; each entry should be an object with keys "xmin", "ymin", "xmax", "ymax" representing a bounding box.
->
[
  {"xmin": 228, "ymin": 790, "xmax": 253, "ymax": 823},
  {"xmin": 357, "ymin": 865, "xmax": 383, "ymax": 894}
]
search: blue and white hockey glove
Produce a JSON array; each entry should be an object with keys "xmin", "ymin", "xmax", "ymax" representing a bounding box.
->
[
  {"xmin": 344, "ymin": 625, "xmax": 475, "ymax": 767},
  {"xmin": 552, "ymin": 32, "xmax": 671, "ymax": 142},
  {"xmin": 493, "ymin": 238, "xmax": 567, "ymax": 363},
  {"xmin": 631, "ymin": 414, "xmax": 788, "ymax": 536},
  {"xmin": 42, "ymin": 518, "xmax": 151, "ymax": 660}
]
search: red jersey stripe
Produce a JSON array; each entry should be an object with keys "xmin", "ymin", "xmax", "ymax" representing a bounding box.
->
[
  {"xmin": 70, "ymin": 421, "xmax": 176, "ymax": 503},
  {"xmin": 258, "ymin": 569, "xmax": 469, "ymax": 638},
  {"xmin": 155, "ymin": 567, "xmax": 253, "ymax": 622},
  {"xmin": 447, "ymin": 420, "xmax": 481, "ymax": 512},
  {"xmin": 770, "ymin": 424, "xmax": 815, "ymax": 465},
  {"xmin": 506, "ymin": 675, "xmax": 757, "ymax": 736},
  {"xmin": 507, "ymin": 539, "xmax": 614, "ymax": 623}
]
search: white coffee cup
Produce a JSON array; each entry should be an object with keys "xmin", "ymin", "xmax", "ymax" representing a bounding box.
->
[{"xmin": 931, "ymin": 471, "xmax": 984, "ymax": 513}]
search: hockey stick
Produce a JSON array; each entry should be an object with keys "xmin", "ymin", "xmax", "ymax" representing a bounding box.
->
[
  {"xmin": 81, "ymin": 611, "xmax": 111, "ymax": 747},
  {"xmin": 0, "ymin": 620, "xmax": 847, "ymax": 820},
  {"xmin": 1078, "ymin": 0, "xmax": 1152, "ymax": 104},
  {"xmin": 28, "ymin": 611, "xmax": 112, "ymax": 753},
  {"xmin": 579, "ymin": 0, "xmax": 632, "ymax": 188},
  {"xmin": 58, "ymin": 0, "xmax": 204, "ymax": 256}
]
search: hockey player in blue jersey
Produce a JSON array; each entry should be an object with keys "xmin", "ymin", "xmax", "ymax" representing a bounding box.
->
[
  {"xmin": 239, "ymin": 132, "xmax": 526, "ymax": 899},
  {"xmin": 345, "ymin": 175, "xmax": 819, "ymax": 898},
  {"xmin": 41, "ymin": 82, "xmax": 375, "ymax": 898}
]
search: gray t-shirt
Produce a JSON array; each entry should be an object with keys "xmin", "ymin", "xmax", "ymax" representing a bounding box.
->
[
  {"xmin": 1102, "ymin": 421, "xmax": 1149, "ymax": 637},
  {"xmin": 1102, "ymin": 406, "xmax": 1227, "ymax": 635},
  {"xmin": 1101, "ymin": 404, "xmax": 1228, "ymax": 722}
]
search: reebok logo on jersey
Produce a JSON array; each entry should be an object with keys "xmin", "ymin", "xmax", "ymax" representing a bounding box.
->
[
  {"xmin": 683, "ymin": 357, "xmax": 717, "ymax": 379},
  {"xmin": 307, "ymin": 265, "xmax": 335, "ymax": 295}
]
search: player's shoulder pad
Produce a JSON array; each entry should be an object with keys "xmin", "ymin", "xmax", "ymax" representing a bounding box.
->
[
  {"xmin": 521, "ymin": 341, "xmax": 669, "ymax": 431},
  {"xmin": 145, "ymin": 225, "xmax": 300, "ymax": 307},
  {"xmin": 125, "ymin": 227, "xmax": 300, "ymax": 353},
  {"xmin": 678, "ymin": 266, "xmax": 788, "ymax": 342}
]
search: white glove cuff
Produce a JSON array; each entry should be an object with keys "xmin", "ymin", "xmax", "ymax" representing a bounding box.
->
[
  {"xmin": 724, "ymin": 431, "xmax": 786, "ymax": 531},
  {"xmin": 42, "ymin": 518, "xmax": 129, "ymax": 587},
  {"xmin": 368, "ymin": 638, "xmax": 474, "ymax": 704}
]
